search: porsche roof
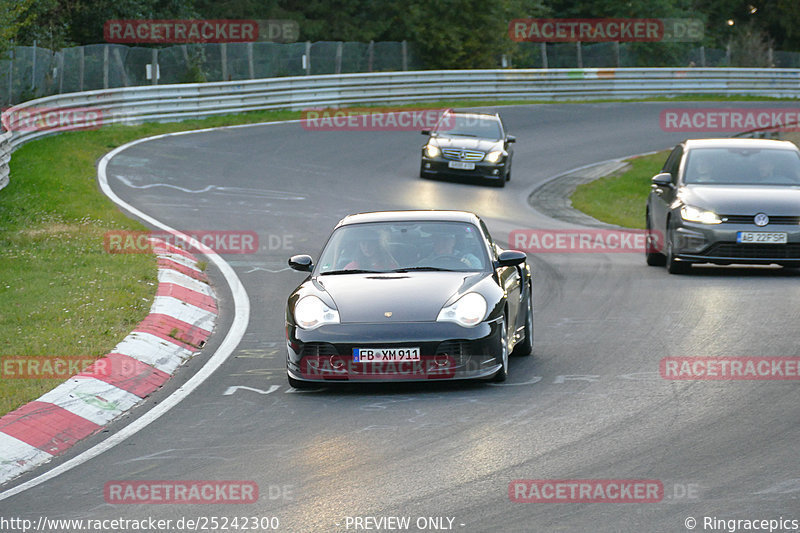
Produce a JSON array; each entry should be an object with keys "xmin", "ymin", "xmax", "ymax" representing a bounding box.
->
[{"xmin": 337, "ymin": 210, "xmax": 482, "ymax": 227}]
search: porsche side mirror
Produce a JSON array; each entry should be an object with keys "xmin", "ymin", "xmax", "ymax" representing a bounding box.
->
[
  {"xmin": 288, "ymin": 254, "xmax": 313, "ymax": 272},
  {"xmin": 497, "ymin": 250, "xmax": 526, "ymax": 267},
  {"xmin": 651, "ymin": 173, "xmax": 673, "ymax": 187}
]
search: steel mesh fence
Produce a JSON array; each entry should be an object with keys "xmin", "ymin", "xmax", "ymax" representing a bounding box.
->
[{"xmin": 1, "ymin": 40, "xmax": 798, "ymax": 108}]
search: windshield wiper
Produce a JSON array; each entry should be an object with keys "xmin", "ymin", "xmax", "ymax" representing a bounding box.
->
[
  {"xmin": 390, "ymin": 266, "xmax": 455, "ymax": 272},
  {"xmin": 320, "ymin": 269, "xmax": 383, "ymax": 275},
  {"xmin": 445, "ymin": 133, "xmax": 478, "ymax": 137}
]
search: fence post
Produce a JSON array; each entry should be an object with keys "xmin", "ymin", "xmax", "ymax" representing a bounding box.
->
[
  {"xmin": 248, "ymin": 42, "xmax": 255, "ymax": 79},
  {"xmin": 305, "ymin": 41, "xmax": 311, "ymax": 75},
  {"xmin": 151, "ymin": 48, "xmax": 158, "ymax": 85},
  {"xmin": 726, "ymin": 41, "xmax": 731, "ymax": 65},
  {"xmin": 221, "ymin": 43, "xmax": 227, "ymax": 81},
  {"xmin": 768, "ymin": 46, "xmax": 773, "ymax": 66},
  {"xmin": 614, "ymin": 41, "xmax": 620, "ymax": 67},
  {"xmin": 576, "ymin": 41, "xmax": 583, "ymax": 68},
  {"xmin": 58, "ymin": 50, "xmax": 64, "ymax": 93},
  {"xmin": 368, "ymin": 40, "xmax": 374, "ymax": 72},
  {"xmin": 103, "ymin": 45, "xmax": 109, "ymax": 88},
  {"xmin": 401, "ymin": 40, "xmax": 408, "ymax": 71},
  {"xmin": 78, "ymin": 46, "xmax": 84, "ymax": 92},
  {"xmin": 540, "ymin": 42, "xmax": 548, "ymax": 69},
  {"xmin": 6, "ymin": 47, "xmax": 12, "ymax": 106},
  {"xmin": 335, "ymin": 41, "xmax": 342, "ymax": 74},
  {"xmin": 31, "ymin": 40, "xmax": 36, "ymax": 91},
  {"xmin": 113, "ymin": 48, "xmax": 129, "ymax": 86},
  {"xmin": 699, "ymin": 46, "xmax": 706, "ymax": 67}
]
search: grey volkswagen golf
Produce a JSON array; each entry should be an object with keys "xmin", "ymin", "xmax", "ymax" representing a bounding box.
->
[{"xmin": 646, "ymin": 138, "xmax": 800, "ymax": 274}]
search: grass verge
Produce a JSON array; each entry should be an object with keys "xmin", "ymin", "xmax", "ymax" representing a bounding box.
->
[
  {"xmin": 570, "ymin": 151, "xmax": 670, "ymax": 229},
  {"xmin": 0, "ymin": 109, "xmax": 299, "ymax": 416}
]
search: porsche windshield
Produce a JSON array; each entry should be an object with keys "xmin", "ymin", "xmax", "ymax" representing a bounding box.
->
[{"xmin": 316, "ymin": 221, "xmax": 490, "ymax": 274}]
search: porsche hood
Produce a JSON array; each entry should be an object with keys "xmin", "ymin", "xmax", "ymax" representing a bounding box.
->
[{"xmin": 316, "ymin": 271, "xmax": 488, "ymax": 323}]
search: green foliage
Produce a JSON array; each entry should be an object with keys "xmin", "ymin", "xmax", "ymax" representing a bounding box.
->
[
  {"xmin": 404, "ymin": 0, "xmax": 548, "ymax": 69},
  {"xmin": 14, "ymin": 0, "xmax": 198, "ymax": 47},
  {"xmin": 729, "ymin": 20, "xmax": 773, "ymax": 66},
  {"xmin": 548, "ymin": 0, "xmax": 693, "ymax": 17},
  {"xmin": 179, "ymin": 47, "xmax": 208, "ymax": 82},
  {"xmin": 5, "ymin": 0, "xmax": 800, "ymax": 81},
  {"xmin": 0, "ymin": 0, "xmax": 35, "ymax": 57}
]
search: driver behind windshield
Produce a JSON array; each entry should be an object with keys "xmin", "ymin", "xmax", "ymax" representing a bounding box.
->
[
  {"xmin": 418, "ymin": 230, "xmax": 482, "ymax": 269},
  {"xmin": 344, "ymin": 228, "xmax": 398, "ymax": 270}
]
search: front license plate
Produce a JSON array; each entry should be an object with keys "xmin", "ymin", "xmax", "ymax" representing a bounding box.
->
[
  {"xmin": 353, "ymin": 347, "xmax": 420, "ymax": 362},
  {"xmin": 448, "ymin": 161, "xmax": 475, "ymax": 170},
  {"xmin": 736, "ymin": 232, "xmax": 788, "ymax": 244}
]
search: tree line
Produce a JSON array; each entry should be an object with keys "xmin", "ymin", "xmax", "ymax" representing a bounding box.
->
[{"xmin": 1, "ymin": 0, "xmax": 798, "ymax": 68}]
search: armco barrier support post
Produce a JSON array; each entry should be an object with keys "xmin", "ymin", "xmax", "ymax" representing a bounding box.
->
[
  {"xmin": 368, "ymin": 40, "xmax": 374, "ymax": 72},
  {"xmin": 103, "ymin": 45, "xmax": 109, "ymax": 89},
  {"xmin": 221, "ymin": 43, "xmax": 227, "ymax": 81}
]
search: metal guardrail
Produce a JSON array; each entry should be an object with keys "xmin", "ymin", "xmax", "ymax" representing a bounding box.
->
[{"xmin": 2, "ymin": 67, "xmax": 799, "ymax": 192}]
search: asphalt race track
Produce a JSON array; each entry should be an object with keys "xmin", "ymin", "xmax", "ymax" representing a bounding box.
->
[{"xmin": 2, "ymin": 102, "xmax": 800, "ymax": 532}]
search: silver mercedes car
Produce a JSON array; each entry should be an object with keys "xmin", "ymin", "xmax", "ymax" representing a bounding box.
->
[{"xmin": 646, "ymin": 138, "xmax": 800, "ymax": 274}]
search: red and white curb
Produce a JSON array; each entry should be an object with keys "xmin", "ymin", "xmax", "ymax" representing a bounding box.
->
[{"xmin": 0, "ymin": 239, "xmax": 217, "ymax": 484}]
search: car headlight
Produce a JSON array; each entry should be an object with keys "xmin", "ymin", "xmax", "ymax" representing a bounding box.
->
[
  {"xmin": 681, "ymin": 205, "xmax": 722, "ymax": 225},
  {"xmin": 294, "ymin": 295, "xmax": 340, "ymax": 330},
  {"xmin": 425, "ymin": 144, "xmax": 440, "ymax": 158},
  {"xmin": 484, "ymin": 150, "xmax": 503, "ymax": 163},
  {"xmin": 436, "ymin": 292, "xmax": 487, "ymax": 327}
]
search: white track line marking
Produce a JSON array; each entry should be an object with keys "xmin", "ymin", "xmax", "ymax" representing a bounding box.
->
[{"xmin": 0, "ymin": 129, "xmax": 251, "ymax": 501}]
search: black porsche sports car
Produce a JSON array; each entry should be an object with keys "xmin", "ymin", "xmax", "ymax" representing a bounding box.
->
[
  {"xmin": 420, "ymin": 111, "xmax": 515, "ymax": 187},
  {"xmin": 285, "ymin": 210, "xmax": 533, "ymax": 388}
]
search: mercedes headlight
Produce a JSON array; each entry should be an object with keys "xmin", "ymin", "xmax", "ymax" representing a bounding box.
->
[
  {"xmin": 436, "ymin": 292, "xmax": 487, "ymax": 327},
  {"xmin": 484, "ymin": 150, "xmax": 503, "ymax": 163},
  {"xmin": 294, "ymin": 295, "xmax": 340, "ymax": 330},
  {"xmin": 425, "ymin": 144, "xmax": 441, "ymax": 158},
  {"xmin": 681, "ymin": 205, "xmax": 722, "ymax": 225}
]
